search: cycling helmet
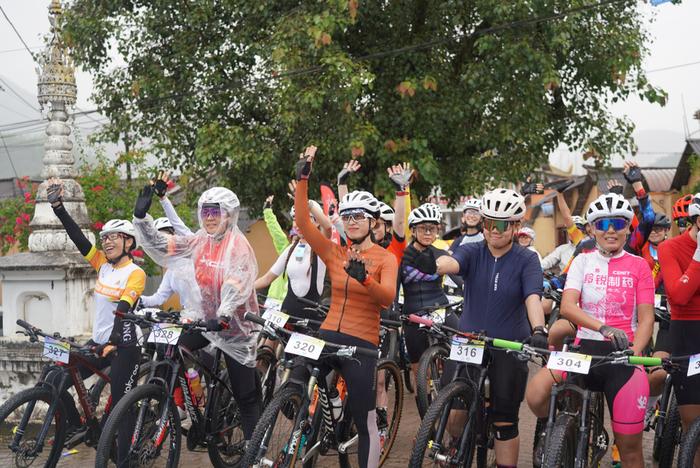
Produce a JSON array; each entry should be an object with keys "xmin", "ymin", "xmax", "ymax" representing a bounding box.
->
[
  {"xmin": 100, "ymin": 219, "xmax": 136, "ymax": 239},
  {"xmin": 198, "ymin": 187, "xmax": 240, "ymax": 214},
  {"xmin": 480, "ymin": 189, "xmax": 526, "ymax": 221},
  {"xmin": 571, "ymin": 215, "xmax": 586, "ymax": 227},
  {"xmin": 290, "ymin": 200, "xmax": 321, "ymax": 219},
  {"xmin": 673, "ymin": 194, "xmax": 693, "ymax": 220},
  {"xmin": 586, "ymin": 193, "xmax": 633, "ymax": 223},
  {"xmin": 518, "ymin": 226, "xmax": 536, "ymax": 240},
  {"xmin": 689, "ymin": 193, "xmax": 700, "ymax": 218},
  {"xmin": 652, "ymin": 213, "xmax": 671, "ymax": 228},
  {"xmin": 339, "ymin": 191, "xmax": 380, "ymax": 218},
  {"xmin": 409, "ymin": 203, "xmax": 442, "ymax": 227},
  {"xmin": 154, "ymin": 217, "xmax": 174, "ymax": 231},
  {"xmin": 378, "ymin": 202, "xmax": 395, "ymax": 223},
  {"xmin": 462, "ymin": 198, "xmax": 482, "ymax": 212}
]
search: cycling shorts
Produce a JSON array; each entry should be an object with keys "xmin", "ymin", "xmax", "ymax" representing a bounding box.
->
[
  {"xmin": 576, "ymin": 340, "xmax": 649, "ymax": 435},
  {"xmin": 670, "ymin": 320, "xmax": 700, "ymax": 406},
  {"xmin": 440, "ymin": 347, "xmax": 528, "ymax": 422},
  {"xmin": 653, "ymin": 326, "xmax": 672, "ymax": 355}
]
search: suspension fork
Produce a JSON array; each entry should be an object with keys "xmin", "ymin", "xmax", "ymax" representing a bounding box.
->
[
  {"xmin": 575, "ymin": 389, "xmax": 593, "ymax": 468},
  {"xmin": 455, "ymin": 367, "xmax": 486, "ymax": 464},
  {"xmin": 655, "ymin": 373, "xmax": 674, "ymax": 438}
]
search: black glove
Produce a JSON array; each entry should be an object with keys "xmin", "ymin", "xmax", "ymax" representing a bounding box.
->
[
  {"xmin": 623, "ymin": 166, "xmax": 643, "ymax": 184},
  {"xmin": 526, "ymin": 327, "xmax": 549, "ymax": 349},
  {"xmin": 109, "ymin": 318, "xmax": 137, "ymax": 346},
  {"xmin": 47, "ymin": 183, "xmax": 63, "ymax": 207},
  {"xmin": 345, "ymin": 258, "xmax": 368, "ymax": 284},
  {"xmin": 296, "ymin": 158, "xmax": 313, "ymax": 181},
  {"xmin": 599, "ymin": 325, "xmax": 629, "ymax": 351},
  {"xmin": 337, "ymin": 167, "xmax": 353, "ymax": 185},
  {"xmin": 414, "ymin": 248, "xmax": 437, "ymax": 275},
  {"xmin": 608, "ymin": 184, "xmax": 624, "ymax": 195},
  {"xmin": 153, "ymin": 179, "xmax": 168, "ymax": 198},
  {"xmin": 521, "ymin": 179, "xmax": 544, "ymax": 196},
  {"xmin": 133, "ymin": 184, "xmax": 154, "ymax": 219}
]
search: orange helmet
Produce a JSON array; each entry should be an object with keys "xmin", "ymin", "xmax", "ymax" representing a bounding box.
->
[{"xmin": 672, "ymin": 194, "xmax": 693, "ymax": 220}]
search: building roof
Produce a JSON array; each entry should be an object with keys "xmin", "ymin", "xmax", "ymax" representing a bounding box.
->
[{"xmin": 671, "ymin": 138, "xmax": 700, "ymax": 191}]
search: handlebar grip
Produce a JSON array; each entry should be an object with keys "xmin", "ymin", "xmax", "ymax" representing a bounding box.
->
[
  {"xmin": 244, "ymin": 312, "xmax": 266, "ymax": 326},
  {"xmin": 408, "ymin": 314, "xmax": 433, "ymax": 327},
  {"xmin": 16, "ymin": 319, "xmax": 34, "ymax": 331},
  {"xmin": 353, "ymin": 346, "xmax": 379, "ymax": 358},
  {"xmin": 380, "ymin": 318, "xmax": 402, "ymax": 328},
  {"xmin": 628, "ymin": 356, "xmax": 663, "ymax": 367},
  {"xmin": 492, "ymin": 338, "xmax": 524, "ymax": 351}
]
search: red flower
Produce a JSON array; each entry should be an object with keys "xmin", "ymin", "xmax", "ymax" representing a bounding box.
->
[
  {"xmin": 131, "ymin": 249, "xmax": 144, "ymax": 258},
  {"xmin": 23, "ymin": 192, "xmax": 31, "ymax": 203},
  {"xmin": 21, "ymin": 213, "xmax": 31, "ymax": 223},
  {"xmin": 16, "ymin": 216, "xmax": 22, "ymax": 225},
  {"xmin": 4, "ymin": 235, "xmax": 15, "ymax": 244},
  {"xmin": 91, "ymin": 185, "xmax": 105, "ymax": 192},
  {"xmin": 92, "ymin": 221, "xmax": 104, "ymax": 231}
]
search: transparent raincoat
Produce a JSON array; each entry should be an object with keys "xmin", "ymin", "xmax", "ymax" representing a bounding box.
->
[{"xmin": 133, "ymin": 187, "xmax": 260, "ymax": 367}]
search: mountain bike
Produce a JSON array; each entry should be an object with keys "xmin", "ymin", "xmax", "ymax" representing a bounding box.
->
[
  {"xmin": 678, "ymin": 414, "xmax": 700, "ymax": 468},
  {"xmin": 242, "ymin": 312, "xmax": 403, "ymax": 467}
]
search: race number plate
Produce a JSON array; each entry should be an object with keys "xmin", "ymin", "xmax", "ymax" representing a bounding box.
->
[
  {"xmin": 147, "ymin": 323, "xmax": 183, "ymax": 345},
  {"xmin": 263, "ymin": 297, "xmax": 282, "ymax": 313},
  {"xmin": 262, "ymin": 310, "xmax": 289, "ymax": 328},
  {"xmin": 547, "ymin": 351, "xmax": 592, "ymax": 375},
  {"xmin": 449, "ymin": 336, "xmax": 484, "ymax": 364},
  {"xmin": 43, "ymin": 337, "xmax": 70, "ymax": 364},
  {"xmin": 285, "ymin": 333, "xmax": 325, "ymax": 360},
  {"xmin": 687, "ymin": 354, "xmax": 700, "ymax": 377}
]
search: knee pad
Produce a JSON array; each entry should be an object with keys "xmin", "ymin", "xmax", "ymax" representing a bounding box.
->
[{"xmin": 493, "ymin": 422, "xmax": 519, "ymax": 441}]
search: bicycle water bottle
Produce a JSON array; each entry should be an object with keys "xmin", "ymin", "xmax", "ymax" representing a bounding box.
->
[
  {"xmin": 328, "ymin": 387, "xmax": 343, "ymax": 421},
  {"xmin": 186, "ymin": 368, "xmax": 204, "ymax": 406}
]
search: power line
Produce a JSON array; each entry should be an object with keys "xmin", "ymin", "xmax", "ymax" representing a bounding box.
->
[
  {"xmin": 0, "ymin": 131, "xmax": 25, "ymax": 195},
  {"xmin": 0, "ymin": 5, "xmax": 36, "ymax": 61},
  {"xmin": 646, "ymin": 60, "xmax": 700, "ymax": 74},
  {"xmin": 0, "ymin": 45, "xmax": 42, "ymax": 55},
  {"xmin": 0, "ymin": 78, "xmax": 40, "ymax": 112}
]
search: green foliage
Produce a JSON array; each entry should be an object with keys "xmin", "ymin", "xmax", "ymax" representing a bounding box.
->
[{"xmin": 63, "ymin": 0, "xmax": 666, "ymax": 211}]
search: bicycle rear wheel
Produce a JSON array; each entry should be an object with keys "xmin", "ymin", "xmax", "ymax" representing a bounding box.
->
[
  {"xmin": 95, "ymin": 383, "xmax": 181, "ymax": 468},
  {"xmin": 416, "ymin": 344, "xmax": 449, "ymax": 418},
  {"xmin": 207, "ymin": 369, "xmax": 246, "ymax": 468},
  {"xmin": 0, "ymin": 387, "xmax": 66, "ymax": 468},
  {"xmin": 678, "ymin": 416, "xmax": 700, "ymax": 468},
  {"xmin": 409, "ymin": 380, "xmax": 477, "ymax": 468},
  {"xmin": 657, "ymin": 393, "xmax": 681, "ymax": 468},
  {"xmin": 542, "ymin": 414, "xmax": 577, "ymax": 467}
]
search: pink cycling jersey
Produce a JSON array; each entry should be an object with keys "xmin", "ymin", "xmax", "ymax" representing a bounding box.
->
[{"xmin": 564, "ymin": 250, "xmax": 655, "ymax": 343}]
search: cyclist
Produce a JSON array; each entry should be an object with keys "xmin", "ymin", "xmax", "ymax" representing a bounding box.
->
[
  {"xmin": 437, "ymin": 188, "xmax": 546, "ymax": 467},
  {"xmin": 526, "ymin": 192, "xmax": 655, "ymax": 468},
  {"xmin": 541, "ymin": 215, "xmax": 585, "ymax": 274},
  {"xmin": 259, "ymin": 195, "xmax": 290, "ymax": 308},
  {"xmin": 133, "ymin": 184, "xmax": 262, "ymax": 443},
  {"xmin": 45, "ymin": 177, "xmax": 144, "ymax": 460},
  {"xmin": 295, "ymin": 146, "xmax": 398, "ymax": 468},
  {"xmin": 448, "ymin": 198, "xmax": 483, "ymax": 252},
  {"xmin": 658, "ymin": 193, "xmax": 700, "ymax": 464},
  {"xmin": 672, "ymin": 193, "xmax": 693, "ymax": 234},
  {"xmin": 516, "ymin": 226, "xmax": 542, "ymax": 262}
]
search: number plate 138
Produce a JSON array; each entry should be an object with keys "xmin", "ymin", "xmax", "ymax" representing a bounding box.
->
[{"xmin": 285, "ymin": 333, "xmax": 325, "ymax": 360}]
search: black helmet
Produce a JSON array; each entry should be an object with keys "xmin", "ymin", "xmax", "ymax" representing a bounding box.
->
[{"xmin": 653, "ymin": 213, "xmax": 671, "ymax": 228}]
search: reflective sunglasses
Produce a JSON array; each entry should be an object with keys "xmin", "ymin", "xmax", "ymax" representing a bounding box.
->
[
  {"xmin": 100, "ymin": 232, "xmax": 122, "ymax": 242},
  {"xmin": 483, "ymin": 218, "xmax": 514, "ymax": 233},
  {"xmin": 341, "ymin": 212, "xmax": 369, "ymax": 223},
  {"xmin": 676, "ymin": 218, "xmax": 688, "ymax": 228},
  {"xmin": 201, "ymin": 206, "xmax": 222, "ymax": 219},
  {"xmin": 593, "ymin": 218, "xmax": 628, "ymax": 232}
]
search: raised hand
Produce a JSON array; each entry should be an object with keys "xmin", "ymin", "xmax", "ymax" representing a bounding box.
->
[
  {"xmin": 338, "ymin": 159, "xmax": 362, "ymax": 185},
  {"xmin": 46, "ymin": 177, "xmax": 64, "ymax": 208},
  {"xmin": 153, "ymin": 171, "xmax": 170, "ymax": 198},
  {"xmin": 296, "ymin": 145, "xmax": 316, "ymax": 181},
  {"xmin": 387, "ymin": 162, "xmax": 414, "ymax": 191},
  {"xmin": 133, "ymin": 183, "xmax": 155, "ymax": 219},
  {"xmin": 521, "ymin": 176, "xmax": 544, "ymax": 195},
  {"xmin": 344, "ymin": 248, "xmax": 369, "ymax": 284},
  {"xmin": 623, "ymin": 161, "xmax": 642, "ymax": 184},
  {"xmin": 264, "ymin": 195, "xmax": 274, "ymax": 210}
]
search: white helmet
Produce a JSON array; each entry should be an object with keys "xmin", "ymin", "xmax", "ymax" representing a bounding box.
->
[
  {"xmin": 154, "ymin": 217, "xmax": 174, "ymax": 231},
  {"xmin": 378, "ymin": 202, "xmax": 395, "ymax": 223},
  {"xmin": 689, "ymin": 193, "xmax": 700, "ymax": 218},
  {"xmin": 463, "ymin": 198, "xmax": 482, "ymax": 212},
  {"xmin": 339, "ymin": 191, "xmax": 380, "ymax": 218},
  {"xmin": 480, "ymin": 189, "xmax": 526, "ymax": 221},
  {"xmin": 518, "ymin": 226, "xmax": 536, "ymax": 240},
  {"xmin": 100, "ymin": 219, "xmax": 136, "ymax": 238},
  {"xmin": 197, "ymin": 187, "xmax": 240, "ymax": 214},
  {"xmin": 409, "ymin": 203, "xmax": 442, "ymax": 227},
  {"xmin": 290, "ymin": 200, "xmax": 321, "ymax": 219},
  {"xmin": 586, "ymin": 193, "xmax": 633, "ymax": 223},
  {"xmin": 571, "ymin": 215, "xmax": 586, "ymax": 227}
]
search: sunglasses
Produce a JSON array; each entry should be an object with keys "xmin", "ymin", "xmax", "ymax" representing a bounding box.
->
[
  {"xmin": 483, "ymin": 218, "xmax": 514, "ymax": 233},
  {"xmin": 593, "ymin": 218, "xmax": 628, "ymax": 232},
  {"xmin": 100, "ymin": 232, "xmax": 122, "ymax": 242},
  {"xmin": 676, "ymin": 218, "xmax": 688, "ymax": 228},
  {"xmin": 201, "ymin": 206, "xmax": 222, "ymax": 219},
  {"xmin": 341, "ymin": 212, "xmax": 369, "ymax": 223}
]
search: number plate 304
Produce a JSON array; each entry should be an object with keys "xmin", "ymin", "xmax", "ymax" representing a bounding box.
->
[
  {"xmin": 547, "ymin": 351, "xmax": 592, "ymax": 375},
  {"xmin": 285, "ymin": 333, "xmax": 325, "ymax": 360},
  {"xmin": 449, "ymin": 336, "xmax": 484, "ymax": 364}
]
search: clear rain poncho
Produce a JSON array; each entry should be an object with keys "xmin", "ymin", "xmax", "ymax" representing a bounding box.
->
[{"xmin": 133, "ymin": 187, "xmax": 260, "ymax": 367}]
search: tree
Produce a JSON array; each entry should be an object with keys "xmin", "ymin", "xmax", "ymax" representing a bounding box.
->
[{"xmin": 64, "ymin": 0, "xmax": 666, "ymax": 211}]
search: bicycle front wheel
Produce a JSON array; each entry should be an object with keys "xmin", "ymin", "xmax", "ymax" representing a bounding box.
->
[
  {"xmin": 657, "ymin": 393, "xmax": 681, "ymax": 468},
  {"xmin": 207, "ymin": 369, "xmax": 246, "ymax": 468},
  {"xmin": 542, "ymin": 414, "xmax": 577, "ymax": 467},
  {"xmin": 0, "ymin": 387, "xmax": 66, "ymax": 468},
  {"xmin": 415, "ymin": 344, "xmax": 449, "ymax": 418},
  {"xmin": 678, "ymin": 416, "xmax": 700, "ymax": 468},
  {"xmin": 95, "ymin": 383, "xmax": 181, "ymax": 468}
]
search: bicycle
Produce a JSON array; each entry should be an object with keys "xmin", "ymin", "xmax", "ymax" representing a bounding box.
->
[
  {"xmin": 408, "ymin": 313, "xmax": 530, "ymax": 468},
  {"xmin": 0, "ymin": 319, "xmax": 112, "ymax": 467},
  {"xmin": 242, "ymin": 311, "xmax": 403, "ymax": 467},
  {"xmin": 94, "ymin": 311, "xmax": 245, "ymax": 468},
  {"xmin": 679, "ymin": 414, "xmax": 700, "ymax": 468}
]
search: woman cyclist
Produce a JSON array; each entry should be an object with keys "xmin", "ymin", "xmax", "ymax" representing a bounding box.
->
[
  {"xmin": 295, "ymin": 146, "xmax": 398, "ymax": 468},
  {"xmin": 132, "ymin": 184, "xmax": 262, "ymax": 443},
  {"xmin": 526, "ymin": 192, "xmax": 655, "ymax": 468},
  {"xmin": 45, "ymin": 177, "xmax": 144, "ymax": 461}
]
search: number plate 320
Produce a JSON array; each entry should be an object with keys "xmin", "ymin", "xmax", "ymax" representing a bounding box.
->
[{"xmin": 285, "ymin": 333, "xmax": 325, "ymax": 360}]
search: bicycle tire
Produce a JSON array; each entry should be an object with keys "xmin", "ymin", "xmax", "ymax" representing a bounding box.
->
[
  {"xmin": 409, "ymin": 380, "xmax": 477, "ymax": 468},
  {"xmin": 542, "ymin": 414, "xmax": 577, "ymax": 467},
  {"xmin": 257, "ymin": 347, "xmax": 278, "ymax": 409},
  {"xmin": 89, "ymin": 360, "xmax": 153, "ymax": 421},
  {"xmin": 94, "ymin": 383, "xmax": 181, "ymax": 468},
  {"xmin": 532, "ymin": 417, "xmax": 546, "ymax": 468},
  {"xmin": 657, "ymin": 392, "xmax": 680, "ymax": 468},
  {"xmin": 415, "ymin": 344, "xmax": 449, "ymax": 418},
  {"xmin": 678, "ymin": 416, "xmax": 700, "ymax": 468},
  {"xmin": 207, "ymin": 369, "xmax": 246, "ymax": 468},
  {"xmin": 337, "ymin": 358, "xmax": 404, "ymax": 468},
  {"xmin": 242, "ymin": 385, "xmax": 304, "ymax": 468},
  {"xmin": 0, "ymin": 387, "xmax": 66, "ymax": 468}
]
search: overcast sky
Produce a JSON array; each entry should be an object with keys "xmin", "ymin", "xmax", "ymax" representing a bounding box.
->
[{"xmin": 1, "ymin": 0, "xmax": 699, "ymax": 153}]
